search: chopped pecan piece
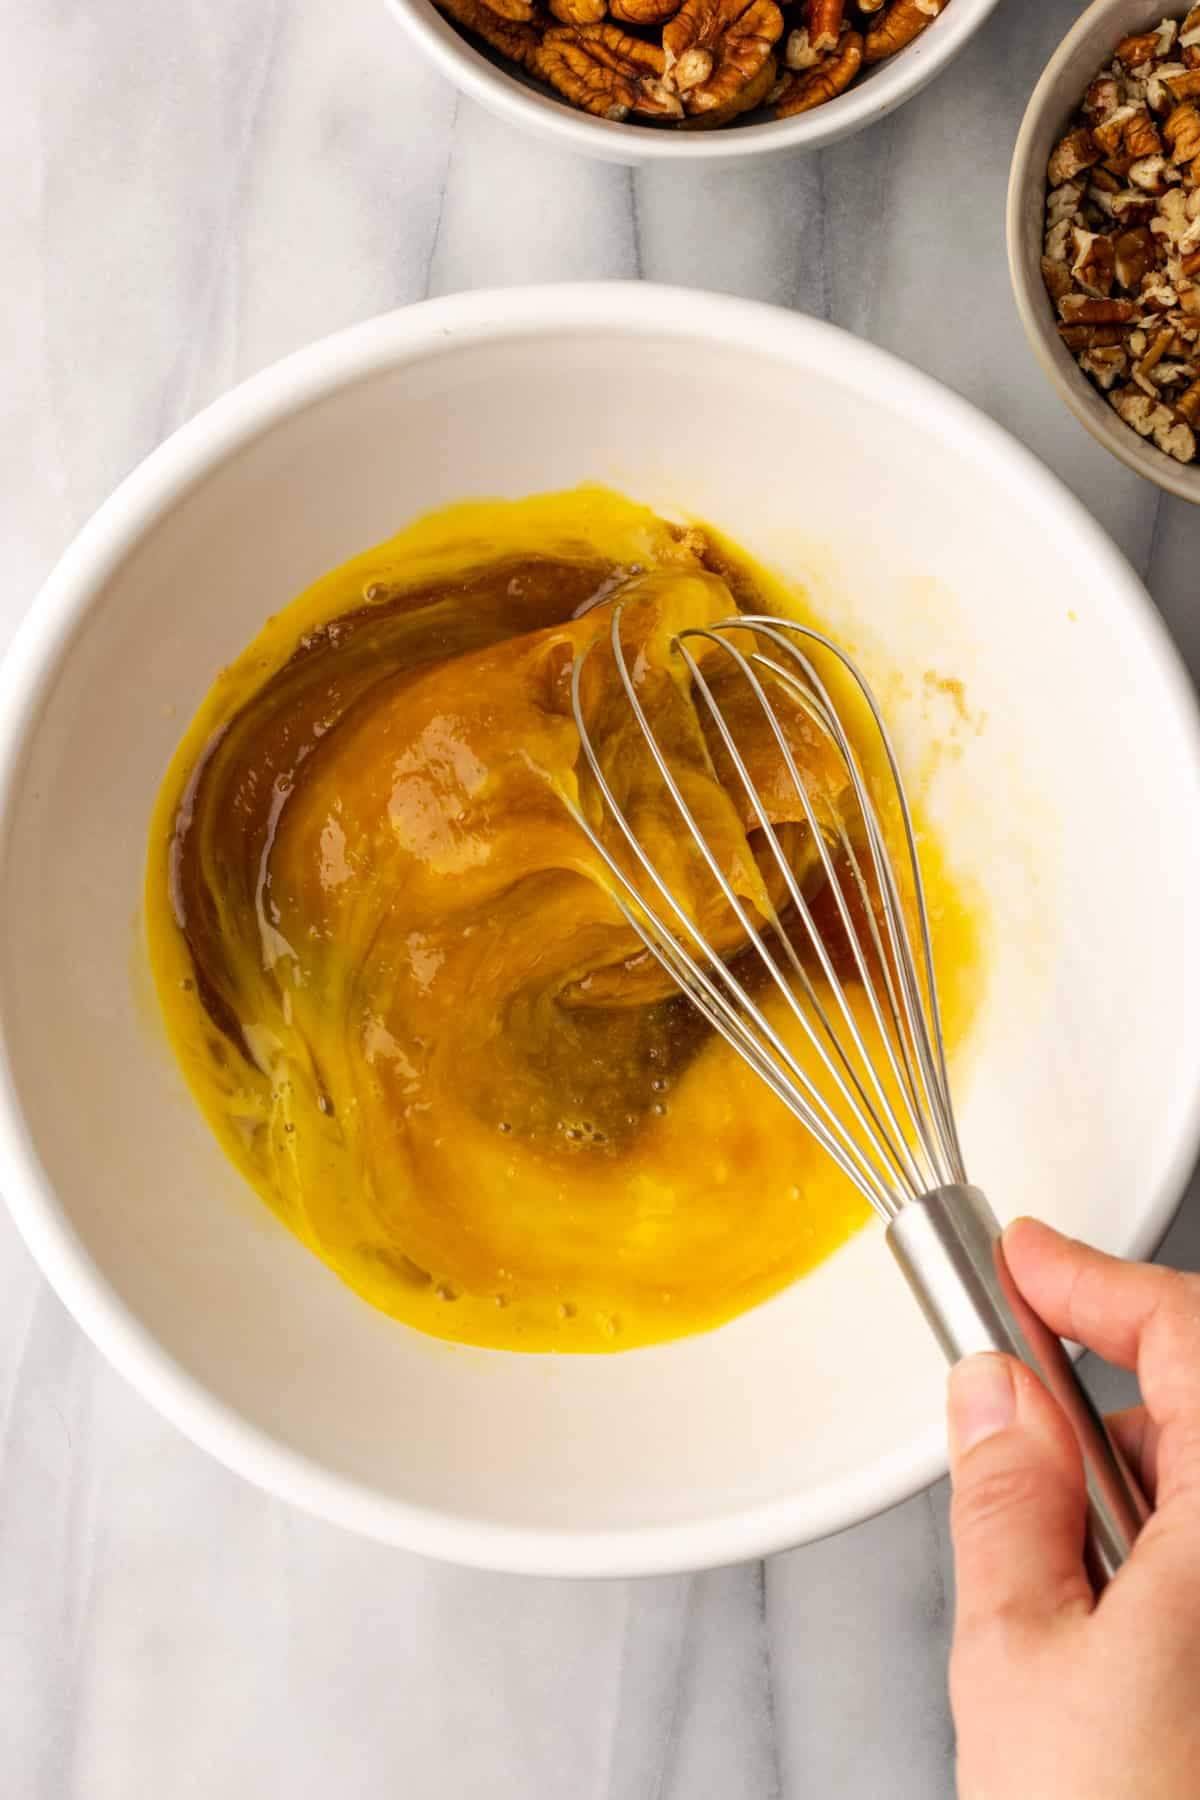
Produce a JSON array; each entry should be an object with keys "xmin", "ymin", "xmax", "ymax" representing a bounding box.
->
[
  {"xmin": 1152, "ymin": 187, "xmax": 1186, "ymax": 246},
  {"xmin": 1110, "ymin": 388, "xmax": 1196, "ymax": 459},
  {"xmin": 775, "ymin": 28, "xmax": 862, "ymax": 115},
  {"xmin": 1042, "ymin": 255, "xmax": 1075, "ymax": 302},
  {"xmin": 1178, "ymin": 374, "xmax": 1200, "ymax": 420},
  {"xmin": 1058, "ymin": 323, "xmax": 1132, "ymax": 350},
  {"xmin": 1140, "ymin": 271, "xmax": 1179, "ymax": 309},
  {"xmin": 1115, "ymin": 31, "xmax": 1161, "ymax": 69},
  {"xmin": 435, "ymin": 0, "xmax": 542, "ymax": 62},
  {"xmin": 1165, "ymin": 100, "xmax": 1200, "ymax": 163},
  {"xmin": 533, "ymin": 23, "xmax": 681, "ymax": 116},
  {"xmin": 1125, "ymin": 109, "xmax": 1164, "ymax": 158},
  {"xmin": 863, "ymin": 0, "xmax": 946, "ymax": 67},
  {"xmin": 1185, "ymin": 6, "xmax": 1200, "ymax": 67},
  {"xmin": 1047, "ymin": 179, "xmax": 1085, "ymax": 227},
  {"xmin": 1048, "ymin": 125, "xmax": 1101, "ymax": 185},
  {"xmin": 1071, "ymin": 227, "xmax": 1116, "ymax": 296},
  {"xmin": 1111, "ymin": 187, "xmax": 1156, "ymax": 224},
  {"xmin": 1114, "ymin": 223, "xmax": 1157, "ymax": 289},
  {"xmin": 662, "ymin": 0, "xmax": 783, "ymax": 115},
  {"xmin": 1089, "ymin": 165, "xmax": 1122, "ymax": 194},
  {"xmin": 1093, "ymin": 104, "xmax": 1137, "ymax": 155},
  {"xmin": 1167, "ymin": 68, "xmax": 1200, "ymax": 100},
  {"xmin": 1129, "ymin": 153, "xmax": 1171, "ymax": 192},
  {"xmin": 1079, "ymin": 345, "xmax": 1129, "ymax": 389},
  {"xmin": 1133, "ymin": 323, "xmax": 1176, "ymax": 388},
  {"xmin": 1057, "ymin": 294, "xmax": 1135, "ymax": 324},
  {"xmin": 1084, "ymin": 74, "xmax": 1121, "ymax": 120}
]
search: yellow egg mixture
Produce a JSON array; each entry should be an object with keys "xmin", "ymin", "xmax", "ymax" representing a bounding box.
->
[{"xmin": 146, "ymin": 488, "xmax": 983, "ymax": 1351}]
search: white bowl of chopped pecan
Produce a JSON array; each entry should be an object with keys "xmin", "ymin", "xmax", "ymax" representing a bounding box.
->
[
  {"xmin": 1008, "ymin": 1, "xmax": 1200, "ymax": 501},
  {"xmin": 386, "ymin": 0, "xmax": 1001, "ymax": 159}
]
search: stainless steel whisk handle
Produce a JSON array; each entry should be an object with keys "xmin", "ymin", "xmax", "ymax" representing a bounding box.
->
[{"xmin": 886, "ymin": 1187, "xmax": 1149, "ymax": 1590}]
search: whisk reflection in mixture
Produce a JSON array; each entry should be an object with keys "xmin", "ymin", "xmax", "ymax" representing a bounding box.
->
[{"xmin": 570, "ymin": 603, "xmax": 1146, "ymax": 1588}]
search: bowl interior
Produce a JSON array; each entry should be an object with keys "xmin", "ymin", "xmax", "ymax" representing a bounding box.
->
[
  {"xmin": 1008, "ymin": 0, "xmax": 1200, "ymax": 504},
  {"xmin": 3, "ymin": 294, "xmax": 1200, "ymax": 1572}
]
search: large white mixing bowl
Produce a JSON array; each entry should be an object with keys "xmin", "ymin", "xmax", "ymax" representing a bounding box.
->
[{"xmin": 1, "ymin": 285, "xmax": 1198, "ymax": 1576}]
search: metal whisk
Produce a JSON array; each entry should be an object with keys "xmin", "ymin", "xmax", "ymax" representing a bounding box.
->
[{"xmin": 570, "ymin": 601, "xmax": 1146, "ymax": 1588}]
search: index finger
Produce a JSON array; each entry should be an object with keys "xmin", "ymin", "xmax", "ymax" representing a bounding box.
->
[{"xmin": 1002, "ymin": 1218, "xmax": 1200, "ymax": 1517}]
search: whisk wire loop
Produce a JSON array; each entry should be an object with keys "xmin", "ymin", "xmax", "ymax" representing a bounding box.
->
[
  {"xmin": 738, "ymin": 617, "xmax": 966, "ymax": 1183},
  {"xmin": 734, "ymin": 628, "xmax": 958, "ymax": 1192},
  {"xmin": 676, "ymin": 634, "xmax": 928, "ymax": 1203},
  {"xmin": 568, "ymin": 602, "xmax": 966, "ymax": 1221},
  {"xmin": 568, "ymin": 631, "xmax": 901, "ymax": 1211}
]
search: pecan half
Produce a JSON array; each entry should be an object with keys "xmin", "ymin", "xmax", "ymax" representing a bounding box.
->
[
  {"xmin": 662, "ymin": 0, "xmax": 783, "ymax": 115},
  {"xmin": 807, "ymin": 0, "xmax": 843, "ymax": 54},
  {"xmin": 533, "ymin": 23, "xmax": 681, "ymax": 117},
  {"xmin": 436, "ymin": 0, "xmax": 542, "ymax": 62},
  {"xmin": 549, "ymin": 0, "xmax": 608, "ymax": 25},
  {"xmin": 775, "ymin": 29, "xmax": 861, "ymax": 115},
  {"xmin": 863, "ymin": 0, "xmax": 947, "ymax": 67},
  {"xmin": 477, "ymin": 0, "xmax": 537, "ymax": 19},
  {"xmin": 681, "ymin": 51, "xmax": 777, "ymax": 124},
  {"xmin": 610, "ymin": 0, "xmax": 680, "ymax": 24}
]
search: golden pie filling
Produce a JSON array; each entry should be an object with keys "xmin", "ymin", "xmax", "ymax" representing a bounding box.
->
[{"xmin": 146, "ymin": 489, "xmax": 983, "ymax": 1351}]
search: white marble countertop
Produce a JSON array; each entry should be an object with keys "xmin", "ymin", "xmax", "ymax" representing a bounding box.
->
[{"xmin": 2, "ymin": 1, "xmax": 1198, "ymax": 1794}]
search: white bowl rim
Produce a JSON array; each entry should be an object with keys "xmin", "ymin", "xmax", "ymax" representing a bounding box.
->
[
  {"xmin": 384, "ymin": 0, "xmax": 1004, "ymax": 164},
  {"xmin": 1005, "ymin": 0, "xmax": 1200, "ymax": 506},
  {"xmin": 2, "ymin": 282, "xmax": 1199, "ymax": 1576}
]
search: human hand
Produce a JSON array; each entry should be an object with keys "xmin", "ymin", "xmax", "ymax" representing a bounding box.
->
[{"xmin": 947, "ymin": 1217, "xmax": 1200, "ymax": 1800}]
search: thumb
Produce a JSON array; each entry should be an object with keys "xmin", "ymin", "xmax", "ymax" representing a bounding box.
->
[{"xmin": 948, "ymin": 1353, "xmax": 1094, "ymax": 1643}]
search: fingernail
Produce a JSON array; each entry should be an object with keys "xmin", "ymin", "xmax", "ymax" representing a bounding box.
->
[{"xmin": 948, "ymin": 1354, "xmax": 1016, "ymax": 1457}]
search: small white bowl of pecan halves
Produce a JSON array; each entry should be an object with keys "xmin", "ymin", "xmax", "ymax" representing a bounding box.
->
[
  {"xmin": 386, "ymin": 0, "xmax": 1002, "ymax": 161},
  {"xmin": 1009, "ymin": 1, "xmax": 1200, "ymax": 503}
]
